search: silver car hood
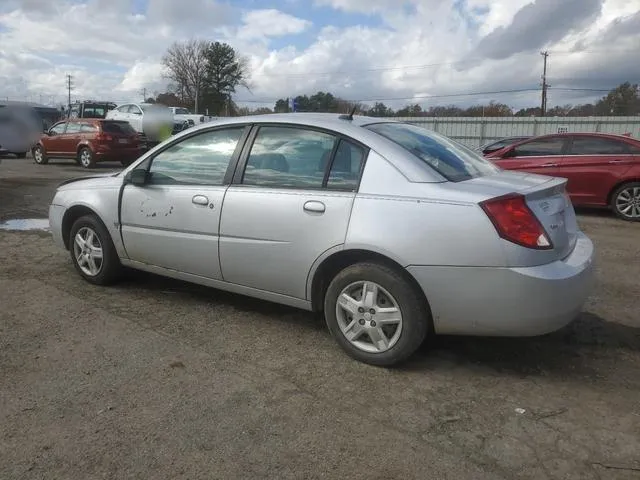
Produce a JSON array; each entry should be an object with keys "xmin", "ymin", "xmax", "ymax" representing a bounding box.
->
[{"xmin": 58, "ymin": 173, "xmax": 121, "ymax": 190}]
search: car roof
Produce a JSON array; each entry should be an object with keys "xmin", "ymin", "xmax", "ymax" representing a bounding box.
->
[{"xmin": 191, "ymin": 113, "xmax": 397, "ymax": 131}]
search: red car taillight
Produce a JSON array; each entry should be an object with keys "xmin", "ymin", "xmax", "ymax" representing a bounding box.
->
[
  {"xmin": 480, "ymin": 193, "xmax": 552, "ymax": 250},
  {"xmin": 95, "ymin": 133, "xmax": 113, "ymax": 142}
]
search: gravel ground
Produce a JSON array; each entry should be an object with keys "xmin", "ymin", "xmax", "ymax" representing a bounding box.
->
[{"xmin": 1, "ymin": 155, "xmax": 639, "ymax": 479}]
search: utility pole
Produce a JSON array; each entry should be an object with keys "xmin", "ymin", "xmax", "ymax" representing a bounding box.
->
[
  {"xmin": 140, "ymin": 87, "xmax": 147, "ymax": 101},
  {"xmin": 540, "ymin": 51, "xmax": 549, "ymax": 116},
  {"xmin": 66, "ymin": 74, "xmax": 73, "ymax": 111}
]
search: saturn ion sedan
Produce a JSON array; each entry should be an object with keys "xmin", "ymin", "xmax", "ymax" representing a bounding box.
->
[{"xmin": 49, "ymin": 113, "xmax": 594, "ymax": 366}]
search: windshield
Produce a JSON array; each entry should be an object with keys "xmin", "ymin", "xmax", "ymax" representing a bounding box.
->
[
  {"xmin": 365, "ymin": 122, "xmax": 499, "ymax": 182},
  {"xmin": 175, "ymin": 108, "xmax": 190, "ymax": 115}
]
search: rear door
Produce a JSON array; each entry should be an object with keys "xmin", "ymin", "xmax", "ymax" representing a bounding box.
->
[
  {"xmin": 219, "ymin": 125, "xmax": 367, "ymax": 300},
  {"xmin": 492, "ymin": 136, "xmax": 568, "ymax": 177},
  {"xmin": 555, "ymin": 135, "xmax": 635, "ymax": 206}
]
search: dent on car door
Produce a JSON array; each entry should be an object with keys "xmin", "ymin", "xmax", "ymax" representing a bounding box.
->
[
  {"xmin": 558, "ymin": 136, "xmax": 636, "ymax": 206},
  {"xmin": 219, "ymin": 125, "xmax": 367, "ymax": 299},
  {"xmin": 119, "ymin": 126, "xmax": 249, "ymax": 278},
  {"xmin": 495, "ymin": 137, "xmax": 567, "ymax": 176}
]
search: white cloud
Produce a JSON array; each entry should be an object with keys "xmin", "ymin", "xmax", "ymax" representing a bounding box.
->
[
  {"xmin": 238, "ymin": 9, "xmax": 312, "ymax": 41},
  {"xmin": 0, "ymin": 0, "xmax": 638, "ymax": 110}
]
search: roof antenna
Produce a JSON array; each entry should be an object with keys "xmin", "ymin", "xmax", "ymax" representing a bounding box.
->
[{"xmin": 339, "ymin": 105, "xmax": 357, "ymax": 121}]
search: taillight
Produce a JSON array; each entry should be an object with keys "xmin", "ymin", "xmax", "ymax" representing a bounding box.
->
[
  {"xmin": 96, "ymin": 133, "xmax": 113, "ymax": 142},
  {"xmin": 480, "ymin": 193, "xmax": 552, "ymax": 250}
]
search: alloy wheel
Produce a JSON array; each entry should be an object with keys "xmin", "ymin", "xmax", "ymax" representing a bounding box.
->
[
  {"xmin": 73, "ymin": 227, "xmax": 103, "ymax": 276},
  {"xmin": 80, "ymin": 149, "xmax": 92, "ymax": 168},
  {"xmin": 335, "ymin": 281, "xmax": 403, "ymax": 353},
  {"xmin": 615, "ymin": 186, "xmax": 640, "ymax": 219}
]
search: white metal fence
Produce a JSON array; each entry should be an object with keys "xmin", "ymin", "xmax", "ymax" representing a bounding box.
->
[{"xmin": 394, "ymin": 116, "xmax": 640, "ymax": 148}]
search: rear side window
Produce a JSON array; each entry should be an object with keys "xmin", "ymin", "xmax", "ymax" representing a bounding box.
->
[
  {"xmin": 102, "ymin": 121, "xmax": 136, "ymax": 135},
  {"xmin": 569, "ymin": 137, "xmax": 629, "ymax": 155},
  {"xmin": 242, "ymin": 126, "xmax": 336, "ymax": 189},
  {"xmin": 80, "ymin": 123, "xmax": 98, "ymax": 133},
  {"xmin": 366, "ymin": 122, "xmax": 498, "ymax": 182},
  {"xmin": 326, "ymin": 140, "xmax": 366, "ymax": 191},
  {"xmin": 65, "ymin": 123, "xmax": 81, "ymax": 134},
  {"xmin": 513, "ymin": 138, "xmax": 565, "ymax": 157}
]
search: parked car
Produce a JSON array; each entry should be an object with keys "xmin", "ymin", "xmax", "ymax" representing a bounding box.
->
[
  {"xmin": 106, "ymin": 103, "xmax": 176, "ymax": 145},
  {"xmin": 0, "ymin": 102, "xmax": 44, "ymax": 158},
  {"xmin": 67, "ymin": 100, "xmax": 117, "ymax": 119},
  {"xmin": 33, "ymin": 118, "xmax": 144, "ymax": 168},
  {"xmin": 485, "ymin": 133, "xmax": 640, "ymax": 221},
  {"xmin": 48, "ymin": 114, "xmax": 593, "ymax": 366},
  {"xmin": 478, "ymin": 136, "xmax": 531, "ymax": 155},
  {"xmin": 168, "ymin": 107, "xmax": 210, "ymax": 127}
]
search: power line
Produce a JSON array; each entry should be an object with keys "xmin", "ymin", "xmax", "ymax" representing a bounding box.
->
[{"xmin": 236, "ymin": 86, "xmax": 613, "ymax": 104}]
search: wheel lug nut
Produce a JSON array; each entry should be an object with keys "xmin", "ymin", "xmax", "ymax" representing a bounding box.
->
[
  {"xmin": 369, "ymin": 309, "xmax": 375, "ymax": 314},
  {"xmin": 358, "ymin": 307, "xmax": 364, "ymax": 313},
  {"xmin": 358, "ymin": 319, "xmax": 365, "ymax": 325},
  {"xmin": 370, "ymin": 321, "xmax": 376, "ymax": 327}
]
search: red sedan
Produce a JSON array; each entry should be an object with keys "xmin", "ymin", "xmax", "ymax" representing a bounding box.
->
[{"xmin": 486, "ymin": 133, "xmax": 640, "ymax": 221}]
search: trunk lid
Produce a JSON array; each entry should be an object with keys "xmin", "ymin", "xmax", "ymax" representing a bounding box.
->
[{"xmin": 466, "ymin": 171, "xmax": 578, "ymax": 260}]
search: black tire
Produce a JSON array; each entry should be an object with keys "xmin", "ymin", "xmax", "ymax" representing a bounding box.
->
[
  {"xmin": 69, "ymin": 214, "xmax": 122, "ymax": 285},
  {"xmin": 610, "ymin": 182, "xmax": 640, "ymax": 222},
  {"xmin": 15, "ymin": 152, "xmax": 27, "ymax": 159},
  {"xmin": 78, "ymin": 147, "xmax": 96, "ymax": 168},
  {"xmin": 32, "ymin": 145, "xmax": 48, "ymax": 165},
  {"xmin": 324, "ymin": 262, "xmax": 429, "ymax": 366}
]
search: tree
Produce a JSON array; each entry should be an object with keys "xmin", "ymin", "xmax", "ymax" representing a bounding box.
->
[
  {"xmin": 162, "ymin": 39, "xmax": 209, "ymax": 113},
  {"xmin": 367, "ymin": 102, "xmax": 392, "ymax": 117},
  {"xmin": 395, "ymin": 104, "xmax": 422, "ymax": 117},
  {"xmin": 274, "ymin": 99, "xmax": 289, "ymax": 113},
  {"xmin": 595, "ymin": 82, "xmax": 639, "ymax": 116},
  {"xmin": 155, "ymin": 92, "xmax": 186, "ymax": 108},
  {"xmin": 203, "ymin": 42, "xmax": 249, "ymax": 116},
  {"xmin": 145, "ymin": 97, "xmax": 156, "ymax": 104}
]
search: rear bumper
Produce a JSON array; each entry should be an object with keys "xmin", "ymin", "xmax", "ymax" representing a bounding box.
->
[{"xmin": 407, "ymin": 232, "xmax": 595, "ymax": 336}]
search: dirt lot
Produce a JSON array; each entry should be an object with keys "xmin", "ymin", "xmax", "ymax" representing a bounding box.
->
[{"xmin": 1, "ymin": 155, "xmax": 639, "ymax": 479}]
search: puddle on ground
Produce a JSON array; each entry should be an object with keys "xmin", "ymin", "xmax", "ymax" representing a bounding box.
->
[{"xmin": 0, "ymin": 218, "xmax": 50, "ymax": 231}]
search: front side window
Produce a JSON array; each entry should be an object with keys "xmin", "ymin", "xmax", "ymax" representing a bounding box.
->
[
  {"xmin": 569, "ymin": 137, "xmax": 629, "ymax": 155},
  {"xmin": 116, "ymin": 105, "xmax": 129, "ymax": 113},
  {"xmin": 50, "ymin": 122, "xmax": 66, "ymax": 135},
  {"xmin": 366, "ymin": 122, "xmax": 498, "ymax": 182},
  {"xmin": 242, "ymin": 126, "xmax": 336, "ymax": 189},
  {"xmin": 128, "ymin": 105, "xmax": 142, "ymax": 115},
  {"xmin": 513, "ymin": 138, "xmax": 566, "ymax": 157},
  {"xmin": 65, "ymin": 122, "xmax": 81, "ymax": 134},
  {"xmin": 148, "ymin": 127, "xmax": 244, "ymax": 185}
]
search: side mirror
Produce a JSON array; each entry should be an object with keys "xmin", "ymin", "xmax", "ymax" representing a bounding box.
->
[{"xmin": 126, "ymin": 168, "xmax": 148, "ymax": 186}]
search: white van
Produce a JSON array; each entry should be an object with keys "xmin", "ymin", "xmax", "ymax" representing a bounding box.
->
[{"xmin": 0, "ymin": 102, "xmax": 49, "ymax": 158}]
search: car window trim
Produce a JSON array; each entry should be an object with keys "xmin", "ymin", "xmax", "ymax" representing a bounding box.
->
[
  {"xmin": 140, "ymin": 124, "xmax": 252, "ymax": 187},
  {"xmin": 230, "ymin": 122, "xmax": 370, "ymax": 193}
]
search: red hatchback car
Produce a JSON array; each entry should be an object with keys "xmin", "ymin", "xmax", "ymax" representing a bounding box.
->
[
  {"xmin": 33, "ymin": 118, "xmax": 144, "ymax": 169},
  {"xmin": 486, "ymin": 133, "xmax": 640, "ymax": 221}
]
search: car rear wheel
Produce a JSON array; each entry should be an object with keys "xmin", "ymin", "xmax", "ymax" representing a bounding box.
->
[
  {"xmin": 78, "ymin": 147, "xmax": 95, "ymax": 168},
  {"xmin": 611, "ymin": 182, "xmax": 640, "ymax": 222},
  {"xmin": 32, "ymin": 145, "xmax": 48, "ymax": 165},
  {"xmin": 69, "ymin": 215, "xmax": 122, "ymax": 285},
  {"xmin": 324, "ymin": 262, "xmax": 429, "ymax": 366}
]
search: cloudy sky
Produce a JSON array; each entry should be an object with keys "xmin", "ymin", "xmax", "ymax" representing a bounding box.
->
[{"xmin": 0, "ymin": 0, "xmax": 638, "ymax": 110}]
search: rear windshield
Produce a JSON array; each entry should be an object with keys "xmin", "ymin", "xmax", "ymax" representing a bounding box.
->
[
  {"xmin": 365, "ymin": 122, "xmax": 499, "ymax": 182},
  {"xmin": 101, "ymin": 121, "xmax": 136, "ymax": 135}
]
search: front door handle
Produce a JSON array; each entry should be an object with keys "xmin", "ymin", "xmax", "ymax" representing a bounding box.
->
[
  {"xmin": 192, "ymin": 195, "xmax": 209, "ymax": 206},
  {"xmin": 303, "ymin": 200, "xmax": 325, "ymax": 213},
  {"xmin": 540, "ymin": 163, "xmax": 558, "ymax": 167},
  {"xmin": 609, "ymin": 159, "xmax": 625, "ymax": 164}
]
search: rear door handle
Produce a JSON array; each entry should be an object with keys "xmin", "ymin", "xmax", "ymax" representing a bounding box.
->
[
  {"xmin": 303, "ymin": 200, "xmax": 325, "ymax": 213},
  {"xmin": 609, "ymin": 159, "xmax": 625, "ymax": 164},
  {"xmin": 541, "ymin": 163, "xmax": 558, "ymax": 167},
  {"xmin": 192, "ymin": 195, "xmax": 209, "ymax": 206}
]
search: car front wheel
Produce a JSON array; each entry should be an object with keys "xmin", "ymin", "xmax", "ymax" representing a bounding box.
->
[
  {"xmin": 611, "ymin": 182, "xmax": 640, "ymax": 221},
  {"xmin": 33, "ymin": 145, "xmax": 48, "ymax": 164},
  {"xmin": 69, "ymin": 215, "xmax": 122, "ymax": 285},
  {"xmin": 324, "ymin": 262, "xmax": 429, "ymax": 366}
]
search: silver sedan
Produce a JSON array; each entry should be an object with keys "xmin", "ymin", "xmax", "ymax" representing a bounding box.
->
[{"xmin": 49, "ymin": 113, "xmax": 594, "ymax": 366}]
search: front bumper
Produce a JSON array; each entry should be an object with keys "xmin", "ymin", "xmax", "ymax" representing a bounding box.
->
[
  {"xmin": 49, "ymin": 204, "xmax": 66, "ymax": 249},
  {"xmin": 407, "ymin": 232, "xmax": 595, "ymax": 336}
]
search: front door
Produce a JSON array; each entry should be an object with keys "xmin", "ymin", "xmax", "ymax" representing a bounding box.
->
[
  {"xmin": 493, "ymin": 136, "xmax": 569, "ymax": 177},
  {"xmin": 554, "ymin": 135, "xmax": 636, "ymax": 206},
  {"xmin": 120, "ymin": 126, "xmax": 249, "ymax": 279},
  {"xmin": 60, "ymin": 122, "xmax": 81, "ymax": 157},
  {"xmin": 44, "ymin": 121, "xmax": 68, "ymax": 155},
  {"xmin": 219, "ymin": 125, "xmax": 367, "ymax": 300}
]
